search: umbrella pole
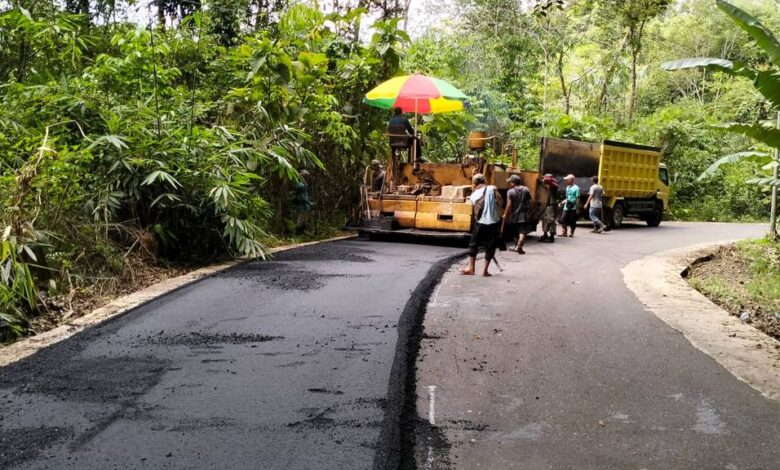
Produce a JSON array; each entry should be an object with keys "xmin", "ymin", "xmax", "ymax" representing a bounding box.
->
[{"xmin": 413, "ymin": 98, "xmax": 418, "ymax": 163}]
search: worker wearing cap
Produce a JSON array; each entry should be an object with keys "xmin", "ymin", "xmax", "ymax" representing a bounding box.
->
[
  {"xmin": 560, "ymin": 174, "xmax": 580, "ymax": 237},
  {"xmin": 501, "ymin": 174, "xmax": 531, "ymax": 254},
  {"xmin": 370, "ymin": 159, "xmax": 385, "ymax": 192},
  {"xmin": 460, "ymin": 173, "xmax": 503, "ymax": 276},
  {"xmin": 539, "ymin": 174, "xmax": 559, "ymax": 242}
]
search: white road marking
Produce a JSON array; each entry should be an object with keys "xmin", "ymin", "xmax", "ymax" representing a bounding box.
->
[
  {"xmin": 427, "ymin": 385, "xmax": 437, "ymax": 425},
  {"xmin": 424, "ymin": 386, "xmax": 438, "ymax": 470},
  {"xmin": 424, "ymin": 444, "xmax": 435, "ymax": 469}
]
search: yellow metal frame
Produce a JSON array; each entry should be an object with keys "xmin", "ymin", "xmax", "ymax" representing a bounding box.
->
[
  {"xmin": 364, "ymin": 160, "xmax": 544, "ymax": 234},
  {"xmin": 598, "ymin": 142, "xmax": 668, "ymax": 209}
]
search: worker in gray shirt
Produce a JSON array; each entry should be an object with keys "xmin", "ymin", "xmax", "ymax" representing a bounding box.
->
[{"xmin": 584, "ymin": 176, "xmax": 604, "ymax": 233}]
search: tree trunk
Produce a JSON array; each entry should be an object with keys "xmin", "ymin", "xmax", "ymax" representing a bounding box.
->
[
  {"xmin": 156, "ymin": 0, "xmax": 166, "ymax": 30},
  {"xmin": 402, "ymin": 0, "xmax": 412, "ymax": 31},
  {"xmin": 352, "ymin": 0, "xmax": 370, "ymax": 44},
  {"xmin": 15, "ymin": 38, "xmax": 28, "ymax": 83},
  {"xmin": 597, "ymin": 33, "xmax": 628, "ymax": 113},
  {"xmin": 556, "ymin": 50, "xmax": 570, "ymax": 115},
  {"xmin": 627, "ymin": 21, "xmax": 646, "ymax": 122}
]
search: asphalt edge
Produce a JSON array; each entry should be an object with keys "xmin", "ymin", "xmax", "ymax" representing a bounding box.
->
[
  {"xmin": 622, "ymin": 239, "xmax": 780, "ymax": 402},
  {"xmin": 0, "ymin": 234, "xmax": 357, "ymax": 368},
  {"xmin": 373, "ymin": 252, "xmax": 465, "ymax": 470}
]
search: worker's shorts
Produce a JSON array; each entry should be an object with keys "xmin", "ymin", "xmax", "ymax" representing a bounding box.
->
[
  {"xmin": 504, "ymin": 222, "xmax": 533, "ymax": 241},
  {"xmin": 468, "ymin": 222, "xmax": 499, "ymax": 261},
  {"xmin": 562, "ymin": 209, "xmax": 577, "ymax": 228},
  {"xmin": 542, "ymin": 206, "xmax": 557, "ymax": 233}
]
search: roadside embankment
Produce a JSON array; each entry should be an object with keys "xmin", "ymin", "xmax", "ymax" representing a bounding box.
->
[{"xmin": 623, "ymin": 241, "xmax": 780, "ymax": 402}]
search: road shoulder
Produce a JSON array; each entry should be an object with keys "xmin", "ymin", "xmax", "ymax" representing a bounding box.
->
[
  {"xmin": 622, "ymin": 241, "xmax": 780, "ymax": 402},
  {"xmin": 0, "ymin": 235, "xmax": 355, "ymax": 368}
]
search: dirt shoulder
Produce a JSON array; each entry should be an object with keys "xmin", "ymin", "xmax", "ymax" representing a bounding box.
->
[
  {"xmin": 686, "ymin": 240, "xmax": 780, "ymax": 340},
  {"xmin": 623, "ymin": 241, "xmax": 780, "ymax": 402}
]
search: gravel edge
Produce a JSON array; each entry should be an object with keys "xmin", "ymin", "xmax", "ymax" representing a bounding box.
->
[
  {"xmin": 622, "ymin": 240, "xmax": 780, "ymax": 402},
  {"xmin": 0, "ymin": 234, "xmax": 356, "ymax": 367}
]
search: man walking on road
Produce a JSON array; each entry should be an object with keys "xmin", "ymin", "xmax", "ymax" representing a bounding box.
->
[
  {"xmin": 539, "ymin": 174, "xmax": 559, "ymax": 243},
  {"xmin": 560, "ymin": 174, "xmax": 579, "ymax": 237},
  {"xmin": 501, "ymin": 174, "xmax": 531, "ymax": 254},
  {"xmin": 461, "ymin": 173, "xmax": 502, "ymax": 276},
  {"xmin": 584, "ymin": 175, "xmax": 604, "ymax": 233}
]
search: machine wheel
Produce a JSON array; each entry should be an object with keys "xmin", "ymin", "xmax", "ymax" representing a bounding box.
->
[
  {"xmin": 609, "ymin": 203, "xmax": 625, "ymax": 229},
  {"xmin": 646, "ymin": 203, "xmax": 663, "ymax": 227}
]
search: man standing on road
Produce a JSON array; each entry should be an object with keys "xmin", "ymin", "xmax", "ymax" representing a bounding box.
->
[
  {"xmin": 501, "ymin": 174, "xmax": 531, "ymax": 254},
  {"xmin": 539, "ymin": 174, "xmax": 559, "ymax": 243},
  {"xmin": 560, "ymin": 174, "xmax": 579, "ymax": 237},
  {"xmin": 293, "ymin": 169, "xmax": 314, "ymax": 235},
  {"xmin": 461, "ymin": 173, "xmax": 503, "ymax": 276},
  {"xmin": 584, "ymin": 176, "xmax": 604, "ymax": 233}
]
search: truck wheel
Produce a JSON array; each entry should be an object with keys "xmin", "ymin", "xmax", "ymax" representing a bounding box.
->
[
  {"xmin": 610, "ymin": 203, "xmax": 625, "ymax": 229},
  {"xmin": 646, "ymin": 204, "xmax": 663, "ymax": 227}
]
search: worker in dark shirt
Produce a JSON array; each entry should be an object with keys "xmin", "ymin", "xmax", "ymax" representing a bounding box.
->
[
  {"xmin": 293, "ymin": 169, "xmax": 313, "ymax": 235},
  {"xmin": 388, "ymin": 107, "xmax": 422, "ymax": 160},
  {"xmin": 370, "ymin": 159, "xmax": 385, "ymax": 192}
]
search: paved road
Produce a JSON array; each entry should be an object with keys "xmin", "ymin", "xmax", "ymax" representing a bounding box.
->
[
  {"xmin": 413, "ymin": 222, "xmax": 780, "ymax": 469},
  {"xmin": 0, "ymin": 240, "xmax": 460, "ymax": 469}
]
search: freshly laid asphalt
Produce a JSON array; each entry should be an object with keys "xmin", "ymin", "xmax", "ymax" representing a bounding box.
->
[
  {"xmin": 0, "ymin": 240, "xmax": 460, "ymax": 470},
  {"xmin": 413, "ymin": 222, "xmax": 780, "ymax": 469},
  {"xmin": 3, "ymin": 222, "xmax": 779, "ymax": 470}
]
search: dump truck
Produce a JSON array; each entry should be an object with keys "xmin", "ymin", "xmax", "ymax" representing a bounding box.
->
[
  {"xmin": 355, "ymin": 136, "xmax": 548, "ymax": 239},
  {"xmin": 539, "ymin": 137, "xmax": 669, "ymax": 228}
]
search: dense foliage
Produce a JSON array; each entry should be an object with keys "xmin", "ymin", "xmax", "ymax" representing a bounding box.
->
[
  {"xmin": 1, "ymin": 0, "xmax": 778, "ymax": 339},
  {"xmin": 0, "ymin": 0, "xmax": 406, "ymax": 338},
  {"xmin": 405, "ymin": 0, "xmax": 779, "ymax": 221}
]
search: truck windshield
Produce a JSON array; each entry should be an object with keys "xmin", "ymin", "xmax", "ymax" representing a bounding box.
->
[{"xmin": 659, "ymin": 168, "xmax": 669, "ymax": 186}]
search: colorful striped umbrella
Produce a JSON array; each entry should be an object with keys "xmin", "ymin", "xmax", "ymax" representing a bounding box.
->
[{"xmin": 363, "ymin": 74, "xmax": 468, "ymax": 114}]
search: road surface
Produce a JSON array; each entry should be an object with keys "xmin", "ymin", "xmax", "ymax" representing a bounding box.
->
[
  {"xmin": 2, "ymin": 222, "xmax": 778, "ymax": 469},
  {"xmin": 1, "ymin": 240, "xmax": 460, "ymax": 469},
  {"xmin": 413, "ymin": 222, "xmax": 780, "ymax": 469}
]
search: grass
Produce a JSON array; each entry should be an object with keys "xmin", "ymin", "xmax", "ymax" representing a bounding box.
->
[
  {"xmin": 688, "ymin": 275, "xmax": 742, "ymax": 306},
  {"xmin": 737, "ymin": 238, "xmax": 780, "ymax": 305}
]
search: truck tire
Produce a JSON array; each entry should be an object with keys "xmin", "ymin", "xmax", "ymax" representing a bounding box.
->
[
  {"xmin": 609, "ymin": 203, "xmax": 625, "ymax": 229},
  {"xmin": 646, "ymin": 203, "xmax": 663, "ymax": 227}
]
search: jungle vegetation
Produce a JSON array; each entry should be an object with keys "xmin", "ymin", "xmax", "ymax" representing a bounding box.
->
[{"xmin": 1, "ymin": 0, "xmax": 778, "ymax": 338}]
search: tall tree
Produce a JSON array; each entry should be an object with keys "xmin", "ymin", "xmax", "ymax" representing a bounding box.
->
[{"xmin": 597, "ymin": 0, "xmax": 671, "ymax": 120}]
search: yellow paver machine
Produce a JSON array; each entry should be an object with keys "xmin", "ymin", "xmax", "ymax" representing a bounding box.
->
[
  {"xmin": 355, "ymin": 135, "xmax": 548, "ymax": 240},
  {"xmin": 355, "ymin": 73, "xmax": 551, "ymax": 240}
]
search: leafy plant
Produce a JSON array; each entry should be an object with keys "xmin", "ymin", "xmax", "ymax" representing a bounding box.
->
[{"xmin": 662, "ymin": 0, "xmax": 780, "ymax": 211}]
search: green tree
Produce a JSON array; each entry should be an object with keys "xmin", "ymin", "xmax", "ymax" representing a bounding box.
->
[
  {"xmin": 662, "ymin": 0, "xmax": 780, "ymax": 235},
  {"xmin": 597, "ymin": 0, "xmax": 672, "ymax": 120}
]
